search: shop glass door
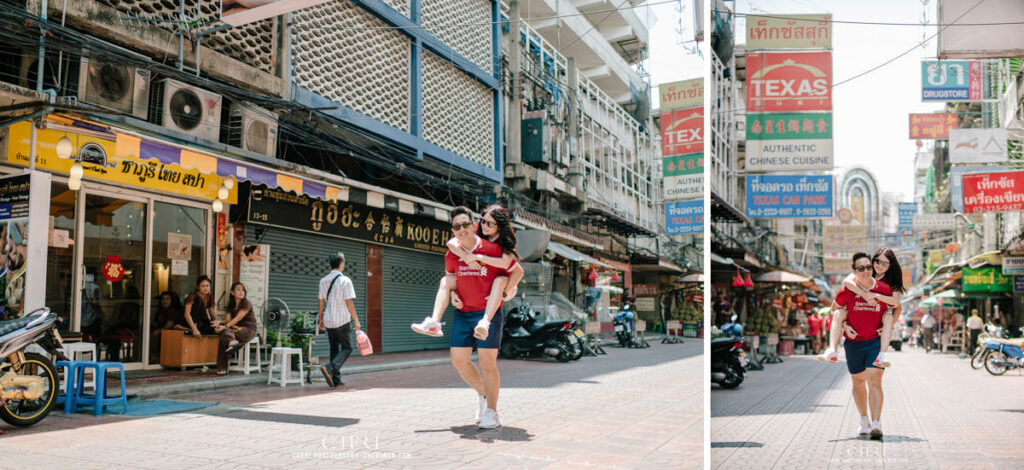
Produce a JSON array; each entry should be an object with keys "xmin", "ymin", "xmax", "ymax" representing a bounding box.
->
[
  {"xmin": 45, "ymin": 182, "xmax": 76, "ymax": 333},
  {"xmin": 149, "ymin": 201, "xmax": 208, "ymax": 364},
  {"xmin": 80, "ymin": 192, "xmax": 147, "ymax": 364}
]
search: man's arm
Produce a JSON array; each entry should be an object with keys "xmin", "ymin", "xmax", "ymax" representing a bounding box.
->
[
  {"xmin": 346, "ymin": 298, "xmax": 361, "ymax": 331},
  {"xmin": 471, "ymin": 253, "xmax": 515, "ymax": 270},
  {"xmin": 317, "ymin": 298, "xmax": 326, "ymax": 331},
  {"xmin": 842, "ymin": 273, "xmax": 878, "ymax": 306}
]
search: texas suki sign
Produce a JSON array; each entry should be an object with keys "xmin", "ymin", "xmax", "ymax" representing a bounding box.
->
[
  {"xmin": 746, "ymin": 14, "xmax": 832, "ymax": 50},
  {"xmin": 660, "ymin": 107, "xmax": 703, "ymax": 156},
  {"xmin": 746, "ymin": 52, "xmax": 832, "ymax": 112},
  {"xmin": 961, "ymin": 171, "xmax": 1024, "ymax": 214}
]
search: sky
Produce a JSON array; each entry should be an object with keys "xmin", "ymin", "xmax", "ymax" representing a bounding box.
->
[
  {"xmin": 646, "ymin": 1, "xmax": 706, "ymax": 104},
  {"xmin": 733, "ymin": 0, "xmax": 943, "ymax": 199}
]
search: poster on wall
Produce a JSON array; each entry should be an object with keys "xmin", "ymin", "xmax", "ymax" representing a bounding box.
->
[
  {"xmin": 0, "ymin": 172, "xmax": 50, "ymax": 319},
  {"xmin": 239, "ymin": 244, "xmax": 270, "ymax": 329},
  {"xmin": 167, "ymin": 233, "xmax": 193, "ymax": 260}
]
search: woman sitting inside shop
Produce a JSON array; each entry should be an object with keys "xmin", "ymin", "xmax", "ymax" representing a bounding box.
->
[
  {"xmin": 212, "ymin": 282, "xmax": 258, "ymax": 375},
  {"xmin": 149, "ymin": 291, "xmax": 187, "ymax": 363},
  {"xmin": 183, "ymin": 276, "xmax": 216, "ymax": 336}
]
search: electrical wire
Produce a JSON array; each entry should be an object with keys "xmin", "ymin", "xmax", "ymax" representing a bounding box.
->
[{"xmin": 724, "ymin": 9, "xmax": 1024, "ymax": 27}]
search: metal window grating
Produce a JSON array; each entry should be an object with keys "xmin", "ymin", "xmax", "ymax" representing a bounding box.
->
[
  {"xmin": 421, "ymin": 0, "xmax": 493, "ymax": 72},
  {"xmin": 380, "ymin": 0, "xmax": 411, "ymax": 18},
  {"xmin": 292, "ymin": 0, "xmax": 412, "ymax": 132},
  {"xmin": 422, "ymin": 51, "xmax": 494, "ymax": 169},
  {"xmin": 95, "ymin": 0, "xmax": 275, "ymax": 73}
]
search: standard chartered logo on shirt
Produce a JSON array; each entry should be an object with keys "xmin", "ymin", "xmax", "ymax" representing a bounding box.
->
[{"xmin": 458, "ymin": 265, "xmax": 488, "ymax": 277}]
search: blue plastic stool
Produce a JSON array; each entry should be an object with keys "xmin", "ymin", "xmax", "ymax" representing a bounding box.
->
[
  {"xmin": 73, "ymin": 361, "xmax": 128, "ymax": 416},
  {"xmin": 55, "ymin": 360, "xmax": 87, "ymax": 415}
]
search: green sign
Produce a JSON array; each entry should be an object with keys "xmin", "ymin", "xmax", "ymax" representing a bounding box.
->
[
  {"xmin": 747, "ymin": 113, "xmax": 832, "ymax": 141},
  {"xmin": 663, "ymin": 153, "xmax": 702, "ymax": 176},
  {"xmin": 961, "ymin": 266, "xmax": 1013, "ymax": 293}
]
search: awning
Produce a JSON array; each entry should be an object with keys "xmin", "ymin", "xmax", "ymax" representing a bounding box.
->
[
  {"xmin": 814, "ymin": 279, "xmax": 834, "ymax": 298},
  {"xmin": 966, "ymin": 251, "xmax": 1002, "ymax": 269},
  {"xmin": 676, "ymin": 273, "xmax": 704, "ymax": 283},
  {"xmin": 546, "ymin": 241, "xmax": 611, "ymax": 268},
  {"xmin": 514, "ymin": 208, "xmax": 603, "ymax": 250},
  {"xmin": 755, "ymin": 271, "xmax": 812, "ymax": 283},
  {"xmin": 711, "ymin": 252, "xmax": 734, "ymax": 265},
  {"xmin": 599, "ymin": 258, "xmax": 631, "ymax": 272}
]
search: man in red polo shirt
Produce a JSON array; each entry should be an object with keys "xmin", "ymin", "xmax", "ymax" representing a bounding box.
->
[{"xmin": 832, "ymin": 252, "xmax": 892, "ymax": 441}]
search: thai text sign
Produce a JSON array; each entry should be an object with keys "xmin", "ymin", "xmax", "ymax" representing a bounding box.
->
[
  {"xmin": 912, "ymin": 213, "xmax": 956, "ymax": 230},
  {"xmin": 949, "ymin": 128, "xmax": 1008, "ymax": 163},
  {"xmin": 921, "ymin": 60, "xmax": 983, "ymax": 101},
  {"xmin": 746, "ymin": 52, "xmax": 832, "ymax": 112},
  {"xmin": 962, "ymin": 266, "xmax": 1013, "ymax": 293},
  {"xmin": 823, "ymin": 224, "xmax": 866, "ymax": 256},
  {"xmin": 950, "ymin": 166, "xmax": 1015, "ymax": 212},
  {"xmin": 1003, "ymin": 256, "xmax": 1024, "ymax": 275},
  {"xmin": 665, "ymin": 200, "xmax": 702, "ymax": 234},
  {"xmin": 659, "ymin": 78, "xmax": 703, "ymax": 110},
  {"xmin": 962, "ymin": 171, "xmax": 1024, "ymax": 214},
  {"xmin": 5, "ymin": 122, "xmax": 235, "ymax": 203},
  {"xmin": 660, "ymin": 107, "xmax": 703, "ymax": 157},
  {"xmin": 746, "ymin": 14, "xmax": 832, "ymax": 50},
  {"xmin": 248, "ymin": 186, "xmax": 451, "ymax": 254},
  {"xmin": 909, "ymin": 113, "xmax": 958, "ymax": 139},
  {"xmin": 663, "ymin": 153, "xmax": 703, "ymax": 201},
  {"xmin": 745, "ymin": 175, "xmax": 832, "ymax": 218},
  {"xmin": 745, "ymin": 112, "xmax": 833, "ymax": 170},
  {"xmin": 1015, "ymin": 276, "xmax": 1024, "ymax": 293},
  {"xmin": 898, "ymin": 202, "xmax": 918, "ymax": 228}
]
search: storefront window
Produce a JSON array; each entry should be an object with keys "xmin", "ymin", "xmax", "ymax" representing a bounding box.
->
[
  {"xmin": 149, "ymin": 201, "xmax": 207, "ymax": 363},
  {"xmin": 45, "ymin": 182, "xmax": 76, "ymax": 333}
]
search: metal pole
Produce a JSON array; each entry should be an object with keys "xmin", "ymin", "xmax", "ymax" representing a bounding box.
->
[
  {"xmin": 29, "ymin": 0, "xmax": 49, "ymax": 173},
  {"xmin": 177, "ymin": 0, "xmax": 184, "ymax": 71}
]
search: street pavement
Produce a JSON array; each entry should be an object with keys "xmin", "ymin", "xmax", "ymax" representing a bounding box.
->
[
  {"xmin": 711, "ymin": 343, "xmax": 1024, "ymax": 470},
  {"xmin": 1, "ymin": 340, "xmax": 701, "ymax": 469}
]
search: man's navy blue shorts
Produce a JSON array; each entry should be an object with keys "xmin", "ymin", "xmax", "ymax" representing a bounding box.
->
[
  {"xmin": 450, "ymin": 308, "xmax": 504, "ymax": 349},
  {"xmin": 844, "ymin": 336, "xmax": 881, "ymax": 374}
]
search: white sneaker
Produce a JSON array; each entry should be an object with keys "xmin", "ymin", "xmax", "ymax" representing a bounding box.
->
[
  {"xmin": 473, "ymin": 319, "xmax": 490, "ymax": 340},
  {"xmin": 817, "ymin": 347, "xmax": 839, "ymax": 364},
  {"xmin": 869, "ymin": 421, "xmax": 883, "ymax": 440},
  {"xmin": 411, "ymin": 317, "xmax": 444, "ymax": 337},
  {"xmin": 857, "ymin": 417, "xmax": 870, "ymax": 436},
  {"xmin": 475, "ymin": 395, "xmax": 486, "ymax": 423},
  {"xmin": 873, "ymin": 352, "xmax": 890, "ymax": 368},
  {"xmin": 478, "ymin": 408, "xmax": 501, "ymax": 429}
]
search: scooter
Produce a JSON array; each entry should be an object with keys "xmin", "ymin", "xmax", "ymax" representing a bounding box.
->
[
  {"xmin": 711, "ymin": 337, "xmax": 748, "ymax": 389},
  {"xmin": 612, "ymin": 305, "xmax": 648, "ymax": 348},
  {"xmin": 500, "ymin": 298, "xmax": 575, "ymax": 363},
  {"xmin": 0, "ymin": 307, "xmax": 67, "ymax": 426},
  {"xmin": 971, "ymin": 323, "xmax": 1004, "ymax": 369},
  {"xmin": 979, "ymin": 332, "xmax": 1024, "ymax": 376}
]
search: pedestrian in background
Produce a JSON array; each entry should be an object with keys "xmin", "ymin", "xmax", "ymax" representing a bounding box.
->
[
  {"xmin": 807, "ymin": 309, "xmax": 824, "ymax": 354},
  {"xmin": 920, "ymin": 312, "xmax": 936, "ymax": 353},
  {"xmin": 966, "ymin": 309, "xmax": 983, "ymax": 356},
  {"xmin": 318, "ymin": 252, "xmax": 362, "ymax": 388}
]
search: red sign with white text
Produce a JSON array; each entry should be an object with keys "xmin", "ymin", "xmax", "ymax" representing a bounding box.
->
[
  {"xmin": 661, "ymin": 107, "xmax": 703, "ymax": 156},
  {"xmin": 909, "ymin": 113, "xmax": 958, "ymax": 139},
  {"xmin": 746, "ymin": 52, "xmax": 832, "ymax": 112},
  {"xmin": 962, "ymin": 171, "xmax": 1024, "ymax": 214}
]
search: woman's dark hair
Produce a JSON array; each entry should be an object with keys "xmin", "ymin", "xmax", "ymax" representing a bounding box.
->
[
  {"xmin": 227, "ymin": 282, "xmax": 247, "ymax": 313},
  {"xmin": 872, "ymin": 247, "xmax": 905, "ymax": 294},
  {"xmin": 158, "ymin": 291, "xmax": 182, "ymax": 312},
  {"xmin": 196, "ymin": 275, "xmax": 212, "ymax": 288},
  {"xmin": 478, "ymin": 204, "xmax": 519, "ymax": 260}
]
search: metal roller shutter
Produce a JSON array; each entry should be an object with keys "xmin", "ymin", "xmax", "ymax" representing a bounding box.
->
[
  {"xmin": 246, "ymin": 224, "xmax": 367, "ymax": 358},
  {"xmin": 381, "ymin": 246, "xmax": 453, "ymax": 352}
]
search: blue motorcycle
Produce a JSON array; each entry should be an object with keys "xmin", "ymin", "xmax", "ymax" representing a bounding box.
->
[{"xmin": 981, "ymin": 338, "xmax": 1024, "ymax": 376}]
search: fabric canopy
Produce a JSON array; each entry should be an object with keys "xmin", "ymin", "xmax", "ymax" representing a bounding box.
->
[{"xmin": 546, "ymin": 241, "xmax": 611, "ymax": 268}]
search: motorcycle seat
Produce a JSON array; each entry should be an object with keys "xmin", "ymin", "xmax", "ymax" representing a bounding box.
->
[
  {"xmin": 991, "ymin": 338, "xmax": 1024, "ymax": 347},
  {"xmin": 0, "ymin": 315, "xmax": 36, "ymax": 337}
]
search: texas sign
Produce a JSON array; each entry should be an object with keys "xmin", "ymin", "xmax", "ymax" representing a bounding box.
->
[{"xmin": 746, "ymin": 51, "xmax": 832, "ymax": 112}]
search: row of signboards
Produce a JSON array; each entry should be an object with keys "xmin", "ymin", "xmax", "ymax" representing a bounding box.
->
[{"xmin": 659, "ymin": 78, "xmax": 704, "ymax": 235}]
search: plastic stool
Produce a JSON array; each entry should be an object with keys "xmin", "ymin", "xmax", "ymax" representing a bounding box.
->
[
  {"xmin": 73, "ymin": 361, "xmax": 128, "ymax": 416},
  {"xmin": 59, "ymin": 343, "xmax": 98, "ymax": 392},
  {"xmin": 55, "ymin": 360, "xmax": 88, "ymax": 415},
  {"xmin": 228, "ymin": 336, "xmax": 262, "ymax": 375},
  {"xmin": 267, "ymin": 347, "xmax": 304, "ymax": 387}
]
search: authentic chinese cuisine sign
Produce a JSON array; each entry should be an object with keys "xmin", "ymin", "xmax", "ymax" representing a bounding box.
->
[
  {"xmin": 909, "ymin": 113, "xmax": 958, "ymax": 139},
  {"xmin": 745, "ymin": 112, "xmax": 833, "ymax": 171},
  {"xmin": 746, "ymin": 14, "xmax": 832, "ymax": 50},
  {"xmin": 746, "ymin": 52, "xmax": 832, "ymax": 112},
  {"xmin": 662, "ymin": 153, "xmax": 703, "ymax": 201},
  {"xmin": 745, "ymin": 174, "xmax": 833, "ymax": 218},
  {"xmin": 660, "ymin": 107, "xmax": 703, "ymax": 157},
  {"xmin": 961, "ymin": 171, "xmax": 1024, "ymax": 214}
]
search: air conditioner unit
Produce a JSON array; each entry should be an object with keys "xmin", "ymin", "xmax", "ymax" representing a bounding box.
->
[
  {"xmin": 227, "ymin": 102, "xmax": 278, "ymax": 158},
  {"xmin": 77, "ymin": 56, "xmax": 151, "ymax": 119},
  {"xmin": 149, "ymin": 78, "xmax": 222, "ymax": 142}
]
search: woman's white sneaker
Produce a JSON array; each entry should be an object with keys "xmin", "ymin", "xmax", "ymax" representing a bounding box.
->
[
  {"xmin": 873, "ymin": 352, "xmax": 890, "ymax": 368},
  {"xmin": 411, "ymin": 317, "xmax": 444, "ymax": 337},
  {"xmin": 475, "ymin": 395, "xmax": 486, "ymax": 423},
  {"xmin": 869, "ymin": 421, "xmax": 883, "ymax": 440},
  {"xmin": 816, "ymin": 347, "xmax": 839, "ymax": 364},
  {"xmin": 858, "ymin": 417, "xmax": 870, "ymax": 436},
  {"xmin": 478, "ymin": 408, "xmax": 501, "ymax": 429},
  {"xmin": 473, "ymin": 319, "xmax": 490, "ymax": 340}
]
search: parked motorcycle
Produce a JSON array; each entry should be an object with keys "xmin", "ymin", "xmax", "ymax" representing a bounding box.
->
[
  {"xmin": 500, "ymin": 298, "xmax": 575, "ymax": 362},
  {"xmin": 567, "ymin": 319, "xmax": 586, "ymax": 360},
  {"xmin": 971, "ymin": 323, "xmax": 1003, "ymax": 369},
  {"xmin": 980, "ymin": 334, "xmax": 1024, "ymax": 376},
  {"xmin": 711, "ymin": 337, "xmax": 748, "ymax": 389},
  {"xmin": 612, "ymin": 305, "xmax": 648, "ymax": 348},
  {"xmin": 0, "ymin": 307, "xmax": 66, "ymax": 427}
]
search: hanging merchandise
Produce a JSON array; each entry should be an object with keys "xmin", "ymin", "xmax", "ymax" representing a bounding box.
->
[
  {"xmin": 611, "ymin": 271, "xmax": 620, "ymax": 282},
  {"xmin": 732, "ymin": 267, "xmax": 745, "ymax": 287},
  {"xmin": 102, "ymin": 255, "xmax": 125, "ymax": 282},
  {"xmin": 744, "ymin": 272, "xmax": 754, "ymax": 288}
]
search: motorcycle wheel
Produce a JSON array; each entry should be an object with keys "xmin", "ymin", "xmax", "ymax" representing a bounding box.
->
[
  {"xmin": 499, "ymin": 341, "xmax": 518, "ymax": 360},
  {"xmin": 573, "ymin": 335, "xmax": 585, "ymax": 360},
  {"xmin": 971, "ymin": 348, "xmax": 987, "ymax": 369},
  {"xmin": 0, "ymin": 352, "xmax": 58, "ymax": 427},
  {"xmin": 984, "ymin": 350, "xmax": 1008, "ymax": 376},
  {"xmin": 555, "ymin": 336, "xmax": 573, "ymax": 363},
  {"xmin": 719, "ymin": 358, "xmax": 744, "ymax": 389}
]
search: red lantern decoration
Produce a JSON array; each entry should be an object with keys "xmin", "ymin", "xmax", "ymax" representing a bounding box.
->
[
  {"xmin": 743, "ymin": 272, "xmax": 754, "ymax": 288},
  {"xmin": 611, "ymin": 272, "xmax": 620, "ymax": 282},
  {"xmin": 102, "ymin": 255, "xmax": 125, "ymax": 282},
  {"xmin": 588, "ymin": 268, "xmax": 598, "ymax": 281}
]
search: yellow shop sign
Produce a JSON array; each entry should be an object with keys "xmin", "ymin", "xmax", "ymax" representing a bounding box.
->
[{"xmin": 5, "ymin": 121, "xmax": 236, "ymax": 203}]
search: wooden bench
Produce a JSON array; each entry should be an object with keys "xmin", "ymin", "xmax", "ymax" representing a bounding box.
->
[{"xmin": 160, "ymin": 329, "xmax": 219, "ymax": 369}]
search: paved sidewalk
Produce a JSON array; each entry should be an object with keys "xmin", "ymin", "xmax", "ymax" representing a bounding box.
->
[
  {"xmin": 711, "ymin": 346, "xmax": 1024, "ymax": 469},
  {"xmin": 2, "ymin": 340, "xmax": 700, "ymax": 469}
]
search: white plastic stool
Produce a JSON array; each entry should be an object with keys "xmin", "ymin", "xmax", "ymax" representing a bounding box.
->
[
  {"xmin": 267, "ymin": 347, "xmax": 304, "ymax": 387},
  {"xmin": 228, "ymin": 336, "xmax": 262, "ymax": 375},
  {"xmin": 58, "ymin": 342, "xmax": 98, "ymax": 392}
]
